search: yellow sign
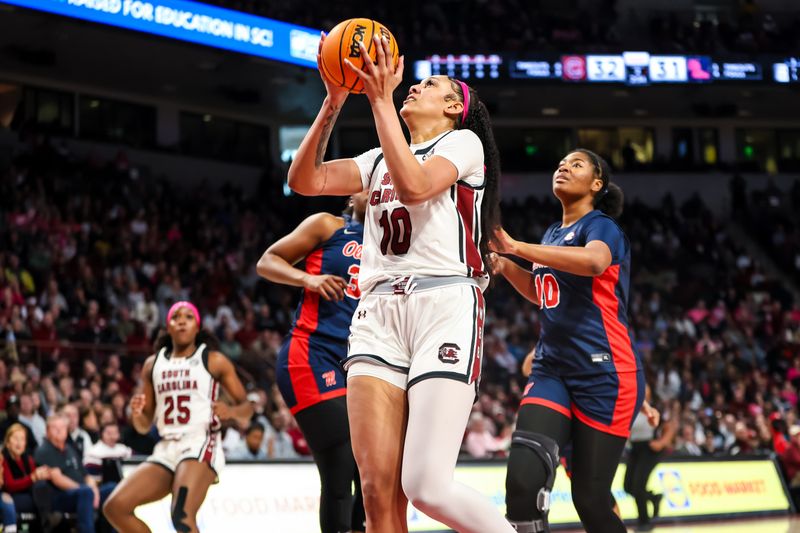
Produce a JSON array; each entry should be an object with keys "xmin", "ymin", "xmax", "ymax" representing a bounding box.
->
[
  {"xmin": 408, "ymin": 458, "xmax": 791, "ymax": 530},
  {"xmin": 124, "ymin": 458, "xmax": 790, "ymax": 532}
]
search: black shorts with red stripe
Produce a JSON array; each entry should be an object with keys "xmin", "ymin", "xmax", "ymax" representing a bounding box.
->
[
  {"xmin": 277, "ymin": 331, "xmax": 348, "ymax": 415},
  {"xmin": 520, "ymin": 359, "xmax": 644, "ymax": 438}
]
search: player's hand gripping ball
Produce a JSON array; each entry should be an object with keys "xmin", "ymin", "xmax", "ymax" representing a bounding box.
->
[{"xmin": 319, "ymin": 18, "xmax": 399, "ymax": 94}]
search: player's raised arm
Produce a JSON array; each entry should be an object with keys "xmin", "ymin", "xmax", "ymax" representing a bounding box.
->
[
  {"xmin": 492, "ymin": 226, "xmax": 613, "ymax": 278},
  {"xmin": 287, "ymin": 32, "xmax": 364, "ymax": 196}
]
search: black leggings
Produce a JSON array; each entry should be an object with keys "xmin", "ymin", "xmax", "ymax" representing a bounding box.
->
[
  {"xmin": 623, "ymin": 441, "xmax": 662, "ymax": 525},
  {"xmin": 294, "ymin": 396, "xmax": 365, "ymax": 533},
  {"xmin": 506, "ymin": 405, "xmax": 627, "ymax": 533}
]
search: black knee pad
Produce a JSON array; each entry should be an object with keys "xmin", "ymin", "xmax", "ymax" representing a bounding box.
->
[
  {"xmin": 171, "ymin": 487, "xmax": 191, "ymax": 533},
  {"xmin": 508, "ymin": 431, "xmax": 560, "ymax": 533}
]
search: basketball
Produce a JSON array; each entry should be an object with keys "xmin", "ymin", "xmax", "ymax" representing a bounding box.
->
[{"xmin": 319, "ymin": 18, "xmax": 399, "ymax": 94}]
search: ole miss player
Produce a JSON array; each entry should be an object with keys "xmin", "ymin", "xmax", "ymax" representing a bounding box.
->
[
  {"xmin": 286, "ymin": 32, "xmax": 514, "ymax": 533},
  {"xmin": 491, "ymin": 149, "xmax": 649, "ymax": 533},
  {"xmin": 256, "ymin": 193, "xmax": 367, "ymax": 533},
  {"xmin": 103, "ymin": 302, "xmax": 252, "ymax": 533}
]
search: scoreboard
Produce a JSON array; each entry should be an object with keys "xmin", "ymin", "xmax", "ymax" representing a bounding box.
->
[{"xmin": 415, "ymin": 51, "xmax": 799, "ymax": 85}]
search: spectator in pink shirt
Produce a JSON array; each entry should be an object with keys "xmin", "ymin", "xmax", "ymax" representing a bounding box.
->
[{"xmin": 464, "ymin": 412, "xmax": 508, "ymax": 459}]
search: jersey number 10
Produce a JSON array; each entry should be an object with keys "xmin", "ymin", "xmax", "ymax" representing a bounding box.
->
[
  {"xmin": 378, "ymin": 207, "xmax": 412, "ymax": 255},
  {"xmin": 534, "ymin": 273, "xmax": 560, "ymax": 309},
  {"xmin": 164, "ymin": 395, "xmax": 191, "ymax": 425}
]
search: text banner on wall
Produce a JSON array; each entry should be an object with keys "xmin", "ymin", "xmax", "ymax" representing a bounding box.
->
[
  {"xmin": 0, "ymin": 0, "xmax": 320, "ymax": 68},
  {"xmin": 125, "ymin": 457, "xmax": 790, "ymax": 531}
]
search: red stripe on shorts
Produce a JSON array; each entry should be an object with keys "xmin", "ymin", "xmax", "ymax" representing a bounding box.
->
[
  {"xmin": 469, "ymin": 286, "xmax": 485, "ymax": 384},
  {"xmin": 520, "ymin": 397, "xmax": 572, "ymax": 419}
]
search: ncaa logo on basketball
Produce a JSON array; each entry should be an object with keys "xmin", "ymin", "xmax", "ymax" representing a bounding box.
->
[
  {"xmin": 348, "ymin": 24, "xmax": 367, "ymax": 57},
  {"xmin": 438, "ymin": 343, "xmax": 461, "ymax": 364}
]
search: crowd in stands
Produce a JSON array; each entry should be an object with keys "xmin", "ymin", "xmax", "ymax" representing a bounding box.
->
[
  {"xmin": 198, "ymin": 0, "xmax": 800, "ymax": 54},
  {"xmin": 735, "ymin": 175, "xmax": 800, "ymax": 280},
  {"xmin": 0, "ymin": 133, "xmax": 799, "ymax": 525}
]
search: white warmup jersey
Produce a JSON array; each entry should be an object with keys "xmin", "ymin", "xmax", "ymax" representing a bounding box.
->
[
  {"xmin": 352, "ymin": 129, "xmax": 489, "ymax": 293},
  {"xmin": 151, "ymin": 343, "xmax": 221, "ymax": 440}
]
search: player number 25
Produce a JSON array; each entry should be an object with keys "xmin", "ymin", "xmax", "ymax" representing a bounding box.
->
[{"xmin": 164, "ymin": 395, "xmax": 191, "ymax": 425}]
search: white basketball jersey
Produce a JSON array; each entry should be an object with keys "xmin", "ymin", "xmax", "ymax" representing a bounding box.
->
[
  {"xmin": 151, "ymin": 343, "xmax": 220, "ymax": 439},
  {"xmin": 353, "ymin": 129, "xmax": 489, "ymax": 293}
]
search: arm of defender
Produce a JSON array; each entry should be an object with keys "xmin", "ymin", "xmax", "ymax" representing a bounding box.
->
[
  {"xmin": 256, "ymin": 213, "xmax": 348, "ymax": 301},
  {"xmin": 493, "ymin": 227, "xmax": 613, "ymax": 277},
  {"xmin": 490, "ymin": 253, "xmax": 541, "ymax": 306}
]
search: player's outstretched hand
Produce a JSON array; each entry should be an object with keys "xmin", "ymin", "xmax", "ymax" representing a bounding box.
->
[
  {"xmin": 487, "ymin": 252, "xmax": 509, "ymax": 277},
  {"xmin": 317, "ymin": 32, "xmax": 349, "ymax": 107},
  {"xmin": 304, "ymin": 274, "xmax": 347, "ymax": 301},
  {"xmin": 130, "ymin": 394, "xmax": 146, "ymax": 417},
  {"xmin": 490, "ymin": 227, "xmax": 518, "ymax": 256}
]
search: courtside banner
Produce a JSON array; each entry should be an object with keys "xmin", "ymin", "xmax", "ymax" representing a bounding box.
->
[
  {"xmin": 0, "ymin": 0, "xmax": 320, "ymax": 67},
  {"xmin": 123, "ymin": 456, "xmax": 791, "ymax": 531}
]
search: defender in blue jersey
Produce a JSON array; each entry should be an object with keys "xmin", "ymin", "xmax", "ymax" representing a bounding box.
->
[
  {"xmin": 256, "ymin": 193, "xmax": 367, "ymax": 533},
  {"xmin": 491, "ymin": 149, "xmax": 651, "ymax": 533}
]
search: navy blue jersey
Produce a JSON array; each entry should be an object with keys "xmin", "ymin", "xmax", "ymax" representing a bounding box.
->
[
  {"xmin": 290, "ymin": 216, "xmax": 363, "ymax": 341},
  {"xmin": 532, "ymin": 210, "xmax": 640, "ymax": 377}
]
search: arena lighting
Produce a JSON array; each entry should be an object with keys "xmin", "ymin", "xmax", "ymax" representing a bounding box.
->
[{"xmin": 0, "ymin": 0, "xmax": 321, "ymax": 68}]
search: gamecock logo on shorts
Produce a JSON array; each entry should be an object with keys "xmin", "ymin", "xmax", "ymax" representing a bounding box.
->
[{"xmin": 438, "ymin": 343, "xmax": 461, "ymax": 364}]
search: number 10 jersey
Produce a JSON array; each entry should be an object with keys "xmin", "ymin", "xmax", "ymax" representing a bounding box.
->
[{"xmin": 352, "ymin": 129, "xmax": 489, "ymax": 293}]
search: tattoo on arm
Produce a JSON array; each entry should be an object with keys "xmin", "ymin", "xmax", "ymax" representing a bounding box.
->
[{"xmin": 315, "ymin": 106, "xmax": 340, "ymax": 169}]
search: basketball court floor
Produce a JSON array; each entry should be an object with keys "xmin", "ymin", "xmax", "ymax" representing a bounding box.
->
[{"xmin": 555, "ymin": 516, "xmax": 800, "ymax": 532}]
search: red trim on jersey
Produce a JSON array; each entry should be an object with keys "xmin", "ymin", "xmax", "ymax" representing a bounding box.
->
[
  {"xmin": 520, "ymin": 397, "xmax": 572, "ymax": 419},
  {"xmin": 295, "ymin": 249, "xmax": 323, "ymax": 333},
  {"xmin": 290, "ymin": 389, "xmax": 347, "ymax": 415},
  {"xmin": 469, "ymin": 286, "xmax": 485, "ymax": 384},
  {"xmin": 591, "ymin": 264, "xmax": 639, "ymax": 436},
  {"xmin": 456, "ymin": 184, "xmax": 484, "ymax": 276}
]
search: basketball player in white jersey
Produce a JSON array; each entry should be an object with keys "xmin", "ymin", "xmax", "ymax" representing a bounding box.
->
[
  {"xmin": 287, "ymin": 34, "xmax": 514, "ymax": 533},
  {"xmin": 103, "ymin": 301, "xmax": 252, "ymax": 533}
]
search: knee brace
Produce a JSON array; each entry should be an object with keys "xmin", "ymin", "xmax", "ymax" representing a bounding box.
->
[
  {"xmin": 508, "ymin": 431, "xmax": 560, "ymax": 533},
  {"xmin": 171, "ymin": 487, "xmax": 191, "ymax": 533}
]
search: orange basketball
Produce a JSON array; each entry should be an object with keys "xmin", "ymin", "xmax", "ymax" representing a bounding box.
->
[{"xmin": 320, "ymin": 18, "xmax": 400, "ymax": 94}]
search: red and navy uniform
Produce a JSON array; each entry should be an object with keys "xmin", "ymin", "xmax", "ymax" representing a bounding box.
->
[
  {"xmin": 277, "ymin": 216, "xmax": 363, "ymax": 415},
  {"xmin": 522, "ymin": 210, "xmax": 644, "ymax": 437}
]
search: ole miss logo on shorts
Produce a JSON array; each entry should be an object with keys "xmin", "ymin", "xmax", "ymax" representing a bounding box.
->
[{"xmin": 438, "ymin": 343, "xmax": 461, "ymax": 364}]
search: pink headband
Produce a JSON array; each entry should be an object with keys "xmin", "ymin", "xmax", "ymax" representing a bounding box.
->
[
  {"xmin": 456, "ymin": 80, "xmax": 470, "ymax": 124},
  {"xmin": 167, "ymin": 301, "xmax": 201, "ymax": 326}
]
